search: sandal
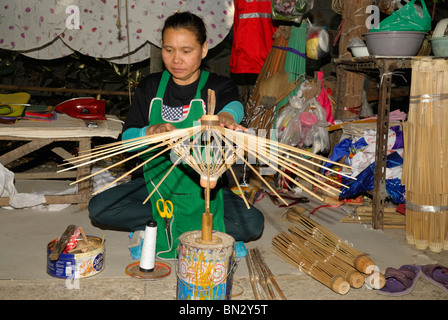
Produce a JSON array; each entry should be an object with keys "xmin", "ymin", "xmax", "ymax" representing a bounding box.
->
[
  {"xmin": 378, "ymin": 265, "xmax": 421, "ymax": 296},
  {"xmin": 421, "ymin": 264, "xmax": 448, "ymax": 293}
]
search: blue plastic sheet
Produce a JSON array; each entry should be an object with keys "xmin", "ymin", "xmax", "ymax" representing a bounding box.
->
[
  {"xmin": 339, "ymin": 152, "xmax": 405, "ymax": 204},
  {"xmin": 323, "ymin": 138, "xmax": 368, "ymax": 169}
]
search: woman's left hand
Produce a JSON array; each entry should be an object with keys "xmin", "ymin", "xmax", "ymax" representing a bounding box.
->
[{"xmin": 217, "ymin": 112, "xmax": 247, "ymax": 132}]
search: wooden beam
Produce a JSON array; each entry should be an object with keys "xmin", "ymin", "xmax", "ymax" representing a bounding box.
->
[
  {"xmin": 0, "ymin": 138, "xmax": 52, "ymax": 165},
  {"xmin": 0, "ymin": 83, "xmax": 133, "ymax": 97},
  {"xmin": 0, "ymin": 194, "xmax": 89, "ymax": 207}
]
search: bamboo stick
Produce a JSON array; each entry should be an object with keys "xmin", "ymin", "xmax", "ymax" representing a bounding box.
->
[
  {"xmin": 251, "ymin": 248, "xmax": 287, "ymax": 300},
  {"xmin": 245, "ymin": 251, "xmax": 262, "ymax": 300}
]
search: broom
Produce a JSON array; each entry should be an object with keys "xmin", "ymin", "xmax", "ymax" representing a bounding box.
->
[{"xmin": 259, "ymin": 70, "xmax": 303, "ymax": 109}]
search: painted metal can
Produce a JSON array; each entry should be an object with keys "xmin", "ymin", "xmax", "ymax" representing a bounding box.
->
[
  {"xmin": 47, "ymin": 236, "xmax": 105, "ymax": 279},
  {"xmin": 176, "ymin": 230, "xmax": 235, "ymax": 300}
]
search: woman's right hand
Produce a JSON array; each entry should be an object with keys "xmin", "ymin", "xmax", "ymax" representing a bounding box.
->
[{"xmin": 146, "ymin": 123, "xmax": 177, "ymax": 135}]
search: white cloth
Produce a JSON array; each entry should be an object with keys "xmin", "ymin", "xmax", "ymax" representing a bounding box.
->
[{"xmin": 0, "ymin": 163, "xmax": 46, "ymax": 209}]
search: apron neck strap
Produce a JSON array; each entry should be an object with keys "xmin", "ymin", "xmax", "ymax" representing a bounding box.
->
[
  {"xmin": 155, "ymin": 70, "xmax": 210, "ymax": 100},
  {"xmin": 195, "ymin": 70, "xmax": 209, "ymax": 99}
]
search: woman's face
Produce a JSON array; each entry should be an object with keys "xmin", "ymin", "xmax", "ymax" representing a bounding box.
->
[{"xmin": 161, "ymin": 27, "xmax": 208, "ymax": 86}]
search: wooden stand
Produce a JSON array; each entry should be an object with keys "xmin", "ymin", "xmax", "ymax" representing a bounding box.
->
[{"xmin": 0, "ymin": 136, "xmax": 92, "ymax": 209}]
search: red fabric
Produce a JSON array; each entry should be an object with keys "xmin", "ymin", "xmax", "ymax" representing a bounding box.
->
[{"xmin": 230, "ymin": 0, "xmax": 276, "ymax": 74}]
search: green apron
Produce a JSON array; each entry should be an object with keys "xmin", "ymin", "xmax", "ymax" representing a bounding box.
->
[{"xmin": 142, "ymin": 70, "xmax": 225, "ymax": 259}]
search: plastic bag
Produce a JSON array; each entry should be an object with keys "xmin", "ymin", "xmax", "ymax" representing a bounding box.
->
[
  {"xmin": 316, "ymin": 71, "xmax": 334, "ymax": 125},
  {"xmin": 339, "ymin": 152, "xmax": 404, "ymax": 204},
  {"xmin": 306, "ymin": 25, "xmax": 330, "ymax": 60},
  {"xmin": 370, "ymin": 0, "xmax": 431, "ymax": 33},
  {"xmin": 272, "ymin": 0, "xmax": 313, "ymax": 23},
  {"xmin": 275, "ymin": 104, "xmax": 302, "ymax": 144},
  {"xmin": 305, "ymin": 98, "xmax": 330, "ymax": 154},
  {"xmin": 277, "ymin": 108, "xmax": 303, "ymax": 146}
]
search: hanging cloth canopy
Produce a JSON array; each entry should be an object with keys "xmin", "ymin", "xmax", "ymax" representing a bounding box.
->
[
  {"xmin": 18, "ymin": 38, "xmax": 74, "ymax": 60},
  {"xmin": 141, "ymin": 0, "xmax": 234, "ymax": 49},
  {"xmin": 0, "ymin": 0, "xmax": 234, "ymax": 62},
  {"xmin": 0, "ymin": 0, "xmax": 70, "ymax": 51}
]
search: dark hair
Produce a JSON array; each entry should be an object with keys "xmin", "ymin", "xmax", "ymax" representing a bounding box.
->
[{"xmin": 162, "ymin": 12, "xmax": 207, "ymax": 45}]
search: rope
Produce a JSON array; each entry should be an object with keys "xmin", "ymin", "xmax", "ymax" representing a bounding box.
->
[
  {"xmin": 116, "ymin": 0, "xmax": 133, "ymax": 106},
  {"xmin": 331, "ymin": 0, "xmax": 343, "ymax": 14}
]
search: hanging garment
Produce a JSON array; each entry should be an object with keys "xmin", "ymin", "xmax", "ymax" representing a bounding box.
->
[{"xmin": 230, "ymin": 0, "xmax": 276, "ymax": 74}]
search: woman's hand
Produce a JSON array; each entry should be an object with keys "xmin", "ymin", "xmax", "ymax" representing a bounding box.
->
[
  {"xmin": 146, "ymin": 123, "xmax": 177, "ymax": 135},
  {"xmin": 217, "ymin": 112, "xmax": 247, "ymax": 132}
]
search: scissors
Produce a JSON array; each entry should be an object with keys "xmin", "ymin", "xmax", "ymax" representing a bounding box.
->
[
  {"xmin": 156, "ymin": 199, "xmax": 173, "ymax": 246},
  {"xmin": 156, "ymin": 199, "xmax": 173, "ymax": 220}
]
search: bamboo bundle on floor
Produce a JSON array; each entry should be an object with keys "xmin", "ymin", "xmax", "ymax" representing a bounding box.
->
[
  {"xmin": 285, "ymin": 211, "xmax": 375, "ymax": 274},
  {"xmin": 245, "ymin": 248, "xmax": 286, "ymax": 300},
  {"xmin": 402, "ymin": 57, "xmax": 448, "ymax": 253},
  {"xmin": 272, "ymin": 232, "xmax": 351, "ymax": 295},
  {"xmin": 339, "ymin": 207, "xmax": 405, "ymax": 227}
]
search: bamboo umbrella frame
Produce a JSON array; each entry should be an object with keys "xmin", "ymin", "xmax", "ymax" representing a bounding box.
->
[
  {"xmin": 284, "ymin": 210, "xmax": 375, "ymax": 274},
  {"xmin": 286, "ymin": 225, "xmax": 365, "ymax": 288},
  {"xmin": 272, "ymin": 231, "xmax": 351, "ymax": 295},
  {"xmin": 59, "ymin": 91, "xmax": 354, "ymax": 242}
]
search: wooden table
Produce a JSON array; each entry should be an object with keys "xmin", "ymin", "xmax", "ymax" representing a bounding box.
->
[{"xmin": 0, "ymin": 113, "xmax": 122, "ymax": 209}]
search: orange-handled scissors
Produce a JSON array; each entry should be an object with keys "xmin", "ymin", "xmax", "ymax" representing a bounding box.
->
[{"xmin": 156, "ymin": 199, "xmax": 173, "ymax": 219}]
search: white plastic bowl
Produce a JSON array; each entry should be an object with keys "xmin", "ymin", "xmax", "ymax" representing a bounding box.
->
[{"xmin": 349, "ymin": 46, "xmax": 370, "ymax": 57}]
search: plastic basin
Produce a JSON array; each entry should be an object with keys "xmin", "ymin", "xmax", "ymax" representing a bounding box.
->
[
  {"xmin": 364, "ymin": 31, "xmax": 426, "ymax": 56},
  {"xmin": 429, "ymin": 37, "xmax": 448, "ymax": 57}
]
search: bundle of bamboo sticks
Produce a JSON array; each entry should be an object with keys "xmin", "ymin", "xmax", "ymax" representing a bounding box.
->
[
  {"xmin": 272, "ymin": 210, "xmax": 383, "ymax": 294},
  {"xmin": 339, "ymin": 206, "xmax": 405, "ymax": 228},
  {"xmin": 245, "ymin": 248, "xmax": 286, "ymax": 300},
  {"xmin": 402, "ymin": 57, "xmax": 448, "ymax": 253}
]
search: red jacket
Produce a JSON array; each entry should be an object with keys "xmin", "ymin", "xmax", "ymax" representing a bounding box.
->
[{"xmin": 230, "ymin": 0, "xmax": 276, "ymax": 74}]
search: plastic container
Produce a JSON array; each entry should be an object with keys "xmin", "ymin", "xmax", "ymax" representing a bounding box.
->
[
  {"xmin": 363, "ymin": 31, "xmax": 426, "ymax": 56},
  {"xmin": 433, "ymin": 18, "xmax": 448, "ymax": 38},
  {"xmin": 429, "ymin": 37, "xmax": 448, "ymax": 57},
  {"xmin": 298, "ymin": 112, "xmax": 317, "ymax": 147},
  {"xmin": 349, "ymin": 46, "xmax": 370, "ymax": 57}
]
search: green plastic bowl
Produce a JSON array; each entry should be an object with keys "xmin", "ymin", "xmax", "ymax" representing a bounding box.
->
[{"xmin": 429, "ymin": 37, "xmax": 448, "ymax": 57}]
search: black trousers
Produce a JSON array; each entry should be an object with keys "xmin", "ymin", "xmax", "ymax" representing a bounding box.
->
[{"xmin": 88, "ymin": 177, "xmax": 264, "ymax": 242}]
